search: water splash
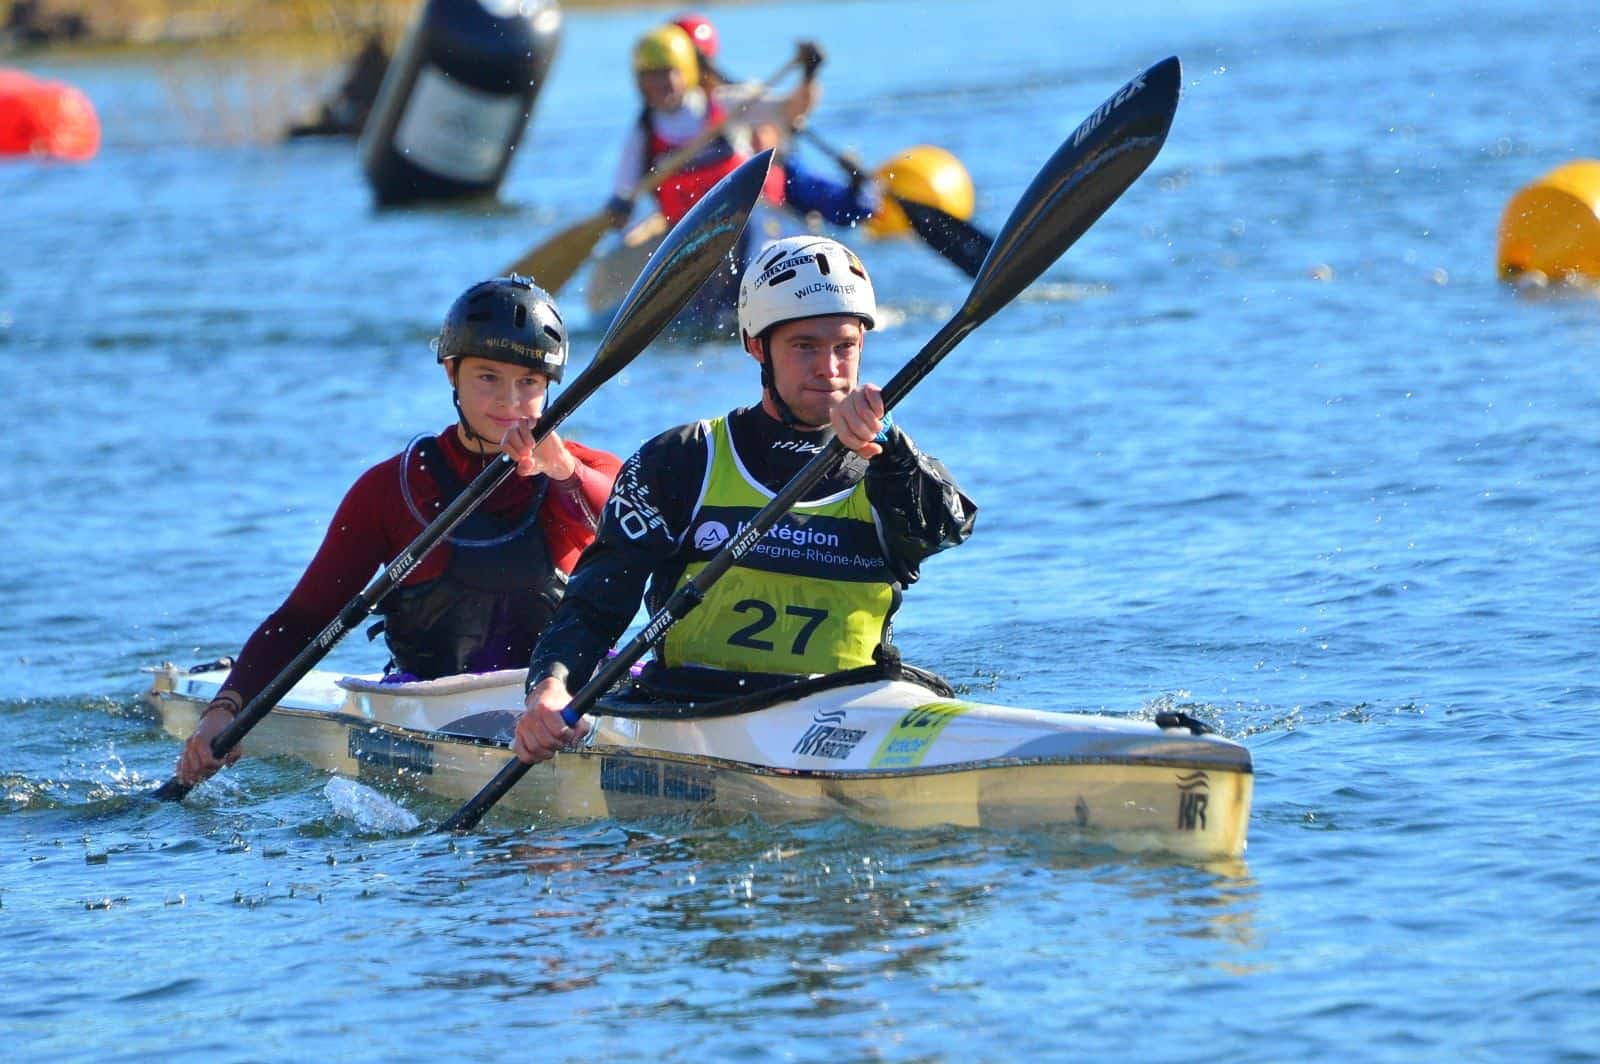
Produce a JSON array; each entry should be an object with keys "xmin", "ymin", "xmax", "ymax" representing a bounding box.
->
[{"xmin": 323, "ymin": 776, "xmax": 419, "ymax": 834}]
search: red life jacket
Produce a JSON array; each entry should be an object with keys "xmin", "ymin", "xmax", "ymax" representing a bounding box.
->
[{"xmin": 642, "ymin": 95, "xmax": 786, "ymax": 224}]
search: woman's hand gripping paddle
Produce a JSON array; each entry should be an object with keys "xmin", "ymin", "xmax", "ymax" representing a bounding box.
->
[{"xmin": 153, "ymin": 150, "xmax": 777, "ymax": 803}]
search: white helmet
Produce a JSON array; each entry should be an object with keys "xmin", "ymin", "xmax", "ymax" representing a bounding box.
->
[{"xmin": 737, "ymin": 236, "xmax": 877, "ymax": 343}]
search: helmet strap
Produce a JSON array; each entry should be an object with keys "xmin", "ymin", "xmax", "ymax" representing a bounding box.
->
[
  {"xmin": 445, "ymin": 364, "xmax": 498, "ymax": 455},
  {"xmin": 451, "ymin": 391, "xmax": 492, "ymax": 450},
  {"xmin": 447, "ymin": 360, "xmax": 557, "ymax": 455},
  {"xmin": 758, "ymin": 336, "xmax": 804, "ymax": 429}
]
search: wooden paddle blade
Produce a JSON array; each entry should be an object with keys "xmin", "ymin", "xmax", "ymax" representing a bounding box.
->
[
  {"xmin": 964, "ymin": 55, "xmax": 1181, "ymax": 324},
  {"xmin": 585, "ymin": 233, "xmax": 661, "ymax": 315},
  {"xmin": 502, "ymin": 210, "xmax": 614, "ymax": 295},
  {"xmin": 897, "ymin": 198, "xmax": 996, "ymax": 278}
]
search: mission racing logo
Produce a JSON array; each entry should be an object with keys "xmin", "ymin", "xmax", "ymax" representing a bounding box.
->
[{"xmin": 792, "ymin": 708, "xmax": 866, "ymax": 760}]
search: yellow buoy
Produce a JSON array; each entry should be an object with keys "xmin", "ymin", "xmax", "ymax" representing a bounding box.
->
[
  {"xmin": 865, "ymin": 145, "xmax": 975, "ymax": 238},
  {"xmin": 1497, "ymin": 160, "xmax": 1600, "ymax": 282}
]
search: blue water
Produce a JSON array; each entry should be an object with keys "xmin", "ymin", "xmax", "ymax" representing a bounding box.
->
[{"xmin": 5, "ymin": 0, "xmax": 1600, "ymax": 1058}]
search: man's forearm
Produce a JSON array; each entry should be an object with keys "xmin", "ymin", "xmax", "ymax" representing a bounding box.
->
[{"xmin": 867, "ymin": 429, "xmax": 978, "ymax": 582}]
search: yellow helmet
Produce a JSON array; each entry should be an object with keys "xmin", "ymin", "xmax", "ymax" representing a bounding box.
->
[
  {"xmin": 632, "ymin": 25, "xmax": 700, "ymax": 87},
  {"xmin": 865, "ymin": 145, "xmax": 975, "ymax": 238}
]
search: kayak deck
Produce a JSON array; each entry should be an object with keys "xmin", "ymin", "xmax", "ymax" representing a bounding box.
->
[{"xmin": 145, "ymin": 663, "xmax": 1252, "ymax": 858}]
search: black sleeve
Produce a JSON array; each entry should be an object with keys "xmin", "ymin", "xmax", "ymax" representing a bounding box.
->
[
  {"xmin": 528, "ymin": 424, "xmax": 708, "ymax": 689},
  {"xmin": 863, "ymin": 426, "xmax": 977, "ymax": 586}
]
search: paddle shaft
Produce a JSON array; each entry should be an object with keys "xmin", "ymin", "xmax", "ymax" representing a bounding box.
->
[
  {"xmin": 441, "ymin": 56, "xmax": 1182, "ymax": 831},
  {"xmin": 158, "ymin": 150, "xmax": 779, "ymax": 803},
  {"xmin": 793, "ymin": 126, "xmax": 867, "ymax": 181},
  {"xmin": 795, "ymin": 126, "xmax": 995, "ymax": 278},
  {"xmin": 439, "ymin": 312, "xmax": 977, "ymax": 830},
  {"xmin": 502, "ymin": 59, "xmax": 797, "ymax": 288}
]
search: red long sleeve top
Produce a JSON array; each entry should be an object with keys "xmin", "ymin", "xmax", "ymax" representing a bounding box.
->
[{"xmin": 219, "ymin": 427, "xmax": 621, "ymax": 704}]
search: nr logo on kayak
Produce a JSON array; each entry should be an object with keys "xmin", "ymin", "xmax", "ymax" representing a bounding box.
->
[
  {"xmin": 1176, "ymin": 771, "xmax": 1209, "ymax": 831},
  {"xmin": 792, "ymin": 708, "xmax": 866, "ymax": 760}
]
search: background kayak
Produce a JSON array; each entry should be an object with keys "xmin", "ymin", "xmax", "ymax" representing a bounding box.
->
[{"xmin": 3, "ymin": 0, "xmax": 1598, "ymax": 1058}]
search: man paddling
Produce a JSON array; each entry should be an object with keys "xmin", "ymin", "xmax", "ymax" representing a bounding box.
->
[
  {"xmin": 502, "ymin": 236, "xmax": 976, "ymax": 764},
  {"xmin": 175, "ymin": 278, "xmax": 621, "ymax": 785}
]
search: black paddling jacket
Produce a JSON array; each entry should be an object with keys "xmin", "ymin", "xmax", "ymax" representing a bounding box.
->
[{"xmin": 529, "ymin": 405, "xmax": 976, "ymax": 689}]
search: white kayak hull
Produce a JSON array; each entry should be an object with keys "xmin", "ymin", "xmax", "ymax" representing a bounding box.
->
[{"xmin": 146, "ymin": 664, "xmax": 1252, "ymax": 858}]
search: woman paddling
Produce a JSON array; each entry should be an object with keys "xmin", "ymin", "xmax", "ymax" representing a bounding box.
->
[{"xmin": 175, "ymin": 277, "xmax": 622, "ymax": 786}]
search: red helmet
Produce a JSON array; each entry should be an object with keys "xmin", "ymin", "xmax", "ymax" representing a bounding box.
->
[{"xmin": 671, "ymin": 13, "xmax": 719, "ymax": 59}]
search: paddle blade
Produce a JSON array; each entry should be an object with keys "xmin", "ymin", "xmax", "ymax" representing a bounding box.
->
[
  {"xmin": 897, "ymin": 198, "xmax": 996, "ymax": 278},
  {"xmin": 964, "ymin": 55, "xmax": 1181, "ymax": 324},
  {"xmin": 590, "ymin": 149, "xmax": 774, "ymax": 362},
  {"xmin": 153, "ymin": 777, "xmax": 190, "ymax": 801},
  {"xmin": 530, "ymin": 151, "xmax": 773, "ymax": 445},
  {"xmin": 502, "ymin": 210, "xmax": 614, "ymax": 296}
]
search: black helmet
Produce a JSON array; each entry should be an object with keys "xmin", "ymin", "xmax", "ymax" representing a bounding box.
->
[{"xmin": 434, "ymin": 276, "xmax": 568, "ymax": 383}]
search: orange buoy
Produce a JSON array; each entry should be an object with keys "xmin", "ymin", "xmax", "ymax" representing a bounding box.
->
[
  {"xmin": 0, "ymin": 68, "xmax": 100, "ymax": 161},
  {"xmin": 1497, "ymin": 160, "xmax": 1600, "ymax": 282}
]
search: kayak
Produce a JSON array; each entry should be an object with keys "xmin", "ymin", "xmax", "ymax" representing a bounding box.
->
[{"xmin": 144, "ymin": 660, "xmax": 1252, "ymax": 858}]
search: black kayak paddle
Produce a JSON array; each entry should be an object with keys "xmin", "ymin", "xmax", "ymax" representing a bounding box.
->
[
  {"xmin": 153, "ymin": 150, "xmax": 777, "ymax": 803},
  {"xmin": 440, "ymin": 56, "xmax": 1184, "ymax": 832},
  {"xmin": 795, "ymin": 125, "xmax": 997, "ymax": 278}
]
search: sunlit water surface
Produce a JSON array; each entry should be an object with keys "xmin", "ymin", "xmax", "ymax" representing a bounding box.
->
[{"xmin": 4, "ymin": 0, "xmax": 1598, "ymax": 1058}]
